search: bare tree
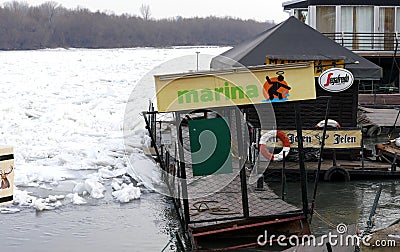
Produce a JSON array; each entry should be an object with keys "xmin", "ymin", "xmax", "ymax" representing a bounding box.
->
[
  {"xmin": 3, "ymin": 1, "xmax": 29, "ymax": 14},
  {"xmin": 139, "ymin": 4, "xmax": 151, "ymax": 21},
  {"xmin": 39, "ymin": 1, "xmax": 59, "ymax": 23}
]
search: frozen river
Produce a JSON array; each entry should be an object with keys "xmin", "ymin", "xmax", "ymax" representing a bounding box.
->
[{"xmin": 0, "ymin": 47, "xmax": 228, "ymax": 251}]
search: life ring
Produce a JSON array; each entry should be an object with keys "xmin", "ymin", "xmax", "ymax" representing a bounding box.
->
[
  {"xmin": 259, "ymin": 130, "xmax": 290, "ymax": 161},
  {"xmin": 316, "ymin": 119, "xmax": 341, "ymax": 128}
]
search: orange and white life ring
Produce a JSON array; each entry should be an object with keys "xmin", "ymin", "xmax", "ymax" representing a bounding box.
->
[
  {"xmin": 259, "ymin": 130, "xmax": 290, "ymax": 161},
  {"xmin": 316, "ymin": 119, "xmax": 340, "ymax": 128}
]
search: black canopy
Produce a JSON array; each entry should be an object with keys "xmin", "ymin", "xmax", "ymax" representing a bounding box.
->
[{"xmin": 211, "ymin": 17, "xmax": 382, "ymax": 80}]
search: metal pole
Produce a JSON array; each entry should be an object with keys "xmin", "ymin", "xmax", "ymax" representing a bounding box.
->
[
  {"xmin": 143, "ymin": 112, "xmax": 165, "ymax": 171},
  {"xmin": 160, "ymin": 145, "xmax": 164, "ymax": 168},
  {"xmin": 361, "ymin": 125, "xmax": 365, "ymax": 171},
  {"xmin": 256, "ymin": 176, "xmax": 264, "ymax": 190},
  {"xmin": 326, "ymin": 242, "xmax": 333, "ymax": 252},
  {"xmin": 388, "ymin": 109, "xmax": 400, "ymax": 141},
  {"xmin": 196, "ymin": 52, "xmax": 200, "ymax": 71},
  {"xmin": 310, "ymin": 97, "xmax": 331, "ymax": 223},
  {"xmin": 175, "ymin": 112, "xmax": 190, "ymax": 229},
  {"xmin": 391, "ymin": 152, "xmax": 398, "ymax": 172},
  {"xmin": 367, "ymin": 184, "xmax": 382, "ymax": 231},
  {"xmin": 332, "ymin": 149, "xmax": 337, "ymax": 167},
  {"xmin": 151, "ymin": 103, "xmax": 156, "ymax": 147},
  {"xmin": 295, "ymin": 103, "xmax": 309, "ymax": 218},
  {"xmin": 281, "ymin": 151, "xmax": 286, "ymax": 201},
  {"xmin": 236, "ymin": 109, "xmax": 249, "ymax": 218}
]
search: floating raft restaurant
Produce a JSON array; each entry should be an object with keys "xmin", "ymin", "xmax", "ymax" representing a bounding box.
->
[
  {"xmin": 143, "ymin": 17, "xmax": 387, "ymax": 250},
  {"xmin": 144, "ymin": 61, "xmax": 329, "ymax": 250}
]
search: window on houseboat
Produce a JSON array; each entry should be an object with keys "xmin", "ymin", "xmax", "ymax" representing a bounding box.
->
[
  {"xmin": 396, "ymin": 7, "xmax": 400, "ymax": 32},
  {"xmin": 341, "ymin": 6, "xmax": 373, "ymax": 50},
  {"xmin": 379, "ymin": 7, "xmax": 395, "ymax": 50},
  {"xmin": 316, "ymin": 6, "xmax": 335, "ymax": 39}
]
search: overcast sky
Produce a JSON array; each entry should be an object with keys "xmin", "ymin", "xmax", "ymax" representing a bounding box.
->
[{"xmin": 2, "ymin": 0, "xmax": 290, "ymax": 22}]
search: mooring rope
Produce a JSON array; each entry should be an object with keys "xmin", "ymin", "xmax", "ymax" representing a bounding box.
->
[
  {"xmin": 313, "ymin": 210, "xmax": 337, "ymax": 229},
  {"xmin": 191, "ymin": 200, "xmax": 238, "ymax": 216}
]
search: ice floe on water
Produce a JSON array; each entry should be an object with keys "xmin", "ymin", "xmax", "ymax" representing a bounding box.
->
[
  {"xmin": 68, "ymin": 193, "xmax": 87, "ymax": 205},
  {"xmin": 126, "ymin": 150, "xmax": 162, "ymax": 191},
  {"xmin": 112, "ymin": 183, "xmax": 141, "ymax": 203},
  {"xmin": 11, "ymin": 187, "xmax": 65, "ymax": 211},
  {"xmin": 0, "ymin": 207, "xmax": 21, "ymax": 214}
]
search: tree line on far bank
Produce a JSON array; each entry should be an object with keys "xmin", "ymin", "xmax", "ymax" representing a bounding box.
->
[{"xmin": 0, "ymin": 1, "xmax": 275, "ymax": 50}]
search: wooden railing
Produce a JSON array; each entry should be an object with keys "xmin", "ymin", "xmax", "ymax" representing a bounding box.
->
[{"xmin": 323, "ymin": 32, "xmax": 399, "ymax": 52}]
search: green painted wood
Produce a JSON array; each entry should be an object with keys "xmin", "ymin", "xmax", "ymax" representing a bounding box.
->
[{"xmin": 188, "ymin": 117, "xmax": 232, "ymax": 176}]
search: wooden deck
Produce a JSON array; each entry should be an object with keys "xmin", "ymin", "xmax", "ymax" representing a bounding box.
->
[
  {"xmin": 263, "ymin": 159, "xmax": 400, "ymax": 181},
  {"xmin": 187, "ymin": 174, "xmax": 301, "ymax": 228},
  {"xmin": 182, "ymin": 163, "xmax": 309, "ymax": 250},
  {"xmin": 180, "ymin": 131, "xmax": 308, "ymax": 250},
  {"xmin": 360, "ymin": 223, "xmax": 400, "ymax": 251},
  {"xmin": 178, "ymin": 118, "xmax": 303, "ymax": 229},
  {"xmin": 358, "ymin": 106, "xmax": 400, "ymax": 127},
  {"xmin": 359, "ymin": 94, "xmax": 400, "ymax": 106},
  {"xmin": 282, "ymin": 225, "xmax": 357, "ymax": 252},
  {"xmin": 148, "ymin": 112, "xmax": 311, "ymax": 250},
  {"xmin": 264, "ymin": 159, "xmax": 392, "ymax": 171}
]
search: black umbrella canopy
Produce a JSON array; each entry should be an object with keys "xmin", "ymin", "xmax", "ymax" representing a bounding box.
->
[{"xmin": 211, "ymin": 16, "xmax": 382, "ymax": 80}]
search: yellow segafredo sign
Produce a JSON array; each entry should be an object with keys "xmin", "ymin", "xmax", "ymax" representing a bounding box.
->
[{"xmin": 154, "ymin": 63, "xmax": 316, "ymax": 112}]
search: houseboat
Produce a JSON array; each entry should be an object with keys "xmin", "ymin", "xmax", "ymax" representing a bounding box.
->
[{"xmin": 283, "ymin": 0, "xmax": 400, "ymax": 106}]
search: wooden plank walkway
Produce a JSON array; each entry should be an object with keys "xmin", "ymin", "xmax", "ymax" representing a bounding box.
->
[
  {"xmin": 263, "ymin": 159, "xmax": 400, "ymax": 181},
  {"xmin": 187, "ymin": 174, "xmax": 301, "ymax": 228},
  {"xmin": 264, "ymin": 160, "xmax": 392, "ymax": 172},
  {"xmin": 177, "ymin": 119, "xmax": 302, "ymax": 229},
  {"xmin": 359, "ymin": 94, "xmax": 400, "ymax": 106},
  {"xmin": 164, "ymin": 117, "xmax": 311, "ymax": 251},
  {"xmin": 358, "ymin": 106, "xmax": 400, "ymax": 127},
  {"xmin": 282, "ymin": 224, "xmax": 357, "ymax": 252},
  {"xmin": 360, "ymin": 223, "xmax": 400, "ymax": 251}
]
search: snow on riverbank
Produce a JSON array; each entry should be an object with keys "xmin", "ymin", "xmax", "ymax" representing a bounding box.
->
[{"xmin": 0, "ymin": 47, "xmax": 228, "ymax": 213}]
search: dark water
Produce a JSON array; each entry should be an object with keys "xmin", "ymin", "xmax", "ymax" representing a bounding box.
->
[
  {"xmin": 269, "ymin": 131, "xmax": 400, "ymax": 237},
  {"xmin": 0, "ymin": 190, "xmax": 179, "ymax": 252},
  {"xmin": 2, "ymin": 178, "xmax": 399, "ymax": 252},
  {"xmin": 269, "ymin": 180, "xmax": 400, "ymax": 237}
]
